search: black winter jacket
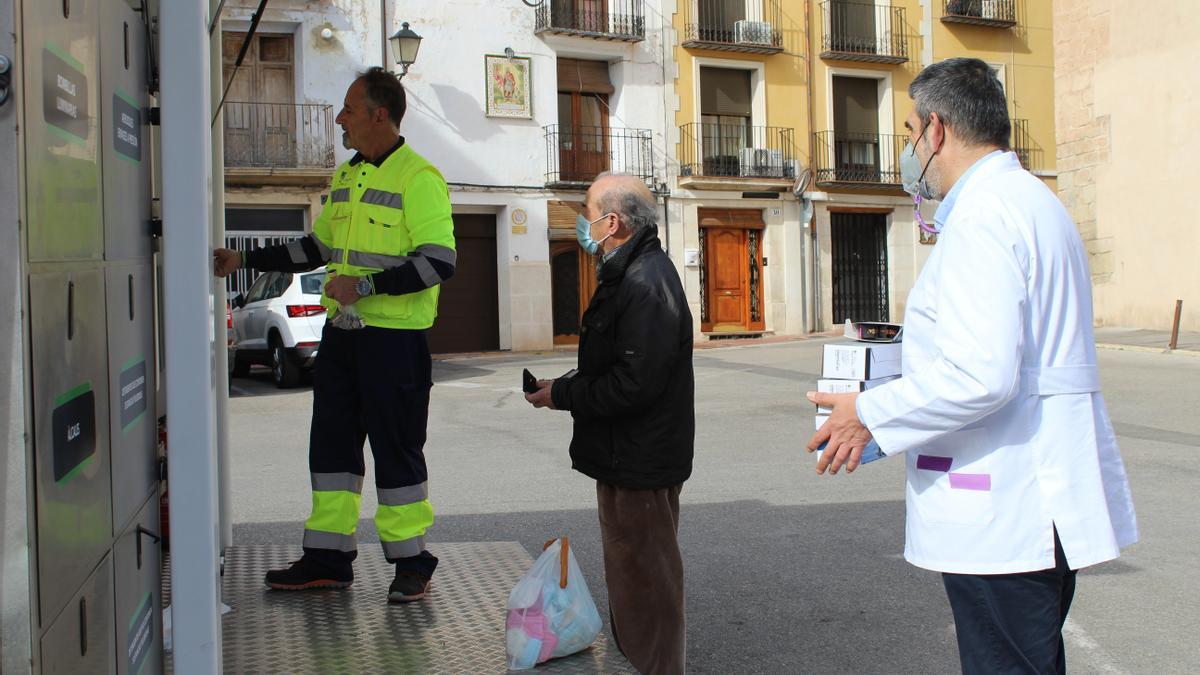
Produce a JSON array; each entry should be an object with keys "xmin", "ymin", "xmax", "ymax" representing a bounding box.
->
[{"xmin": 551, "ymin": 226, "xmax": 695, "ymax": 489}]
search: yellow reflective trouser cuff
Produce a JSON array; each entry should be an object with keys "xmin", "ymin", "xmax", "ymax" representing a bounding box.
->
[
  {"xmin": 305, "ymin": 490, "xmax": 362, "ymax": 536},
  {"xmin": 375, "ymin": 500, "xmax": 434, "ymax": 559}
]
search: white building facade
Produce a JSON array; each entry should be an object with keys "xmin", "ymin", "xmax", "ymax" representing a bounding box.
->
[{"xmin": 221, "ymin": 0, "xmax": 674, "ymax": 353}]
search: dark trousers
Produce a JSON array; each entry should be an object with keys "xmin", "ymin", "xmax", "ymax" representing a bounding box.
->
[
  {"xmin": 942, "ymin": 531, "xmax": 1077, "ymax": 675},
  {"xmin": 597, "ymin": 482, "xmax": 685, "ymax": 675},
  {"xmin": 305, "ymin": 323, "xmax": 438, "ymax": 578}
]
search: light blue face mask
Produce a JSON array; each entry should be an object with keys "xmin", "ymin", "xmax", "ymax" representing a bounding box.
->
[{"xmin": 575, "ymin": 212, "xmax": 614, "ymax": 256}]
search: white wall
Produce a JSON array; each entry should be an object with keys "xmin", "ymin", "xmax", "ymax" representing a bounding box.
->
[
  {"xmin": 223, "ymin": 1, "xmax": 386, "ymax": 167},
  {"xmin": 389, "ymin": 0, "xmax": 671, "ymax": 191}
]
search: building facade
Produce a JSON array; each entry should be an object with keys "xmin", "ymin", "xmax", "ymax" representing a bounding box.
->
[
  {"xmin": 1054, "ymin": 0, "xmax": 1199, "ymax": 333},
  {"xmin": 220, "ymin": 0, "xmax": 673, "ymax": 353},
  {"xmin": 219, "ymin": 1, "xmax": 1059, "ymax": 353},
  {"xmin": 666, "ymin": 0, "xmax": 1057, "ymax": 337}
]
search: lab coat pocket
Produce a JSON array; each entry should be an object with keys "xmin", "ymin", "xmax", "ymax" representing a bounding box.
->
[{"xmin": 912, "ymin": 427, "xmax": 995, "ymax": 526}]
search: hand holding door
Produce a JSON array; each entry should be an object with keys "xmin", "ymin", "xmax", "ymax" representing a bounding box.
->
[{"xmin": 213, "ymin": 248, "xmax": 242, "ymax": 278}]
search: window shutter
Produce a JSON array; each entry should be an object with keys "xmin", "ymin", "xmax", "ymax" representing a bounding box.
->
[
  {"xmin": 700, "ymin": 67, "xmax": 752, "ymax": 117},
  {"xmin": 557, "ymin": 58, "xmax": 614, "ymax": 95}
]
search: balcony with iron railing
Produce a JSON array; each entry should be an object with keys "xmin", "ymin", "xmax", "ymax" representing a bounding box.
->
[
  {"xmin": 941, "ymin": 0, "xmax": 1017, "ymax": 28},
  {"xmin": 679, "ymin": 123, "xmax": 797, "ymax": 189},
  {"xmin": 1010, "ymin": 118, "xmax": 1039, "ymax": 171},
  {"xmin": 681, "ymin": 0, "xmax": 784, "ymax": 54},
  {"xmin": 812, "ymin": 131, "xmax": 906, "ymax": 188},
  {"xmin": 535, "ymin": 0, "xmax": 646, "ymax": 42},
  {"xmin": 544, "ymin": 125, "xmax": 654, "ymax": 188},
  {"xmin": 223, "ymin": 101, "xmax": 335, "ymax": 185},
  {"xmin": 820, "ymin": 1, "xmax": 909, "ymax": 64}
]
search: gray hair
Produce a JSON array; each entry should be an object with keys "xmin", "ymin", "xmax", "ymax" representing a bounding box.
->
[
  {"xmin": 355, "ymin": 66, "xmax": 407, "ymax": 127},
  {"xmin": 908, "ymin": 57, "xmax": 1010, "ymax": 149},
  {"xmin": 594, "ymin": 173, "xmax": 658, "ymax": 234}
]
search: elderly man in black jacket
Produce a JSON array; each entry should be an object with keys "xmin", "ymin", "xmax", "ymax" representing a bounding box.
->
[{"xmin": 526, "ymin": 173, "xmax": 694, "ymax": 675}]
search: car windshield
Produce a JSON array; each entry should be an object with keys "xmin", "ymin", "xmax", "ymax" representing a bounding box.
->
[{"xmin": 299, "ymin": 271, "xmax": 326, "ymax": 296}]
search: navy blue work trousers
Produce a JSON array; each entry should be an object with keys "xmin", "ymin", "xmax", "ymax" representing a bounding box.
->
[
  {"xmin": 942, "ymin": 531, "xmax": 1077, "ymax": 675},
  {"xmin": 305, "ymin": 322, "xmax": 438, "ymax": 578}
]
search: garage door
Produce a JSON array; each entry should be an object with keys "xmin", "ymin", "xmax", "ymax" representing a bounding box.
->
[{"xmin": 427, "ymin": 214, "xmax": 500, "ymax": 354}]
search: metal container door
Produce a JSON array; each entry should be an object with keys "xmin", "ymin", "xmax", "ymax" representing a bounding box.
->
[
  {"xmin": 113, "ymin": 495, "xmax": 162, "ymax": 675},
  {"xmin": 100, "ymin": 0, "xmax": 151, "ymax": 262},
  {"xmin": 106, "ymin": 263, "xmax": 157, "ymax": 533},
  {"xmin": 30, "ymin": 269, "xmax": 114, "ymax": 622},
  {"xmin": 21, "ymin": 0, "xmax": 103, "ymax": 263},
  {"xmin": 39, "ymin": 553, "xmax": 116, "ymax": 674}
]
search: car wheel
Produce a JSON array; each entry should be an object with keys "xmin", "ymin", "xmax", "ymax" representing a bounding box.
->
[{"xmin": 271, "ymin": 337, "xmax": 301, "ymax": 388}]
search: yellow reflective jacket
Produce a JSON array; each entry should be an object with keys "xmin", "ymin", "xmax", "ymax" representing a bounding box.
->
[{"xmin": 313, "ymin": 144, "xmax": 455, "ymax": 329}]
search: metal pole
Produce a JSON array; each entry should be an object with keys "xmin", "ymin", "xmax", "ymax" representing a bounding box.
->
[
  {"xmin": 211, "ymin": 0, "xmax": 233, "ymax": 552},
  {"xmin": 1169, "ymin": 299, "xmax": 1183, "ymax": 351},
  {"xmin": 0, "ymin": 0, "xmax": 34, "ymax": 668},
  {"xmin": 161, "ymin": 0, "xmax": 222, "ymax": 671}
]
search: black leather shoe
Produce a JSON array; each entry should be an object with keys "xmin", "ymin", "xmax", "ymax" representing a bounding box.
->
[
  {"xmin": 388, "ymin": 570, "xmax": 430, "ymax": 603},
  {"xmin": 264, "ymin": 557, "xmax": 353, "ymax": 590}
]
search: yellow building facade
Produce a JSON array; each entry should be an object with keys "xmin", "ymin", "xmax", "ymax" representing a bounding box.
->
[{"xmin": 669, "ymin": 0, "xmax": 1057, "ymax": 335}]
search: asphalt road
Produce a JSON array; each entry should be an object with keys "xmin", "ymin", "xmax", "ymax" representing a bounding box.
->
[{"xmin": 227, "ymin": 339, "xmax": 1200, "ymax": 674}]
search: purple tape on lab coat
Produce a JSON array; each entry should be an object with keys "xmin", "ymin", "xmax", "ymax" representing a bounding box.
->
[
  {"xmin": 917, "ymin": 455, "xmax": 953, "ymax": 472},
  {"xmin": 948, "ymin": 473, "xmax": 991, "ymax": 491}
]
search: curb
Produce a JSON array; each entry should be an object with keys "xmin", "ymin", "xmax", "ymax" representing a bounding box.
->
[{"xmin": 1095, "ymin": 343, "xmax": 1200, "ymax": 357}]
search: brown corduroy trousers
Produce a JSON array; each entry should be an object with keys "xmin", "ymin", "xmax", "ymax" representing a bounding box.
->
[{"xmin": 596, "ymin": 482, "xmax": 686, "ymax": 675}]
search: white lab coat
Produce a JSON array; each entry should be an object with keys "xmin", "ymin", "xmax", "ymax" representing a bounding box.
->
[{"xmin": 857, "ymin": 152, "xmax": 1138, "ymax": 575}]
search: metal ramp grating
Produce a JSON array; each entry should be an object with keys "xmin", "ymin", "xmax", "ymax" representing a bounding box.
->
[{"xmin": 165, "ymin": 542, "xmax": 634, "ymax": 673}]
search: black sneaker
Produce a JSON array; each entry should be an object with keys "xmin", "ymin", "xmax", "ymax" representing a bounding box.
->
[
  {"xmin": 264, "ymin": 557, "xmax": 353, "ymax": 590},
  {"xmin": 388, "ymin": 570, "xmax": 431, "ymax": 603}
]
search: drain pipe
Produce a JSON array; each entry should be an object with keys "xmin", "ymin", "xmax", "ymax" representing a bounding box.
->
[
  {"xmin": 380, "ymin": 0, "xmax": 388, "ymax": 67},
  {"xmin": 803, "ymin": 0, "xmax": 820, "ymax": 333},
  {"xmin": 661, "ymin": 190, "xmax": 671, "ymax": 253}
]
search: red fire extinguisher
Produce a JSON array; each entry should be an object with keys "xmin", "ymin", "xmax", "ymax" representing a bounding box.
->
[{"xmin": 158, "ymin": 416, "xmax": 169, "ymax": 551}]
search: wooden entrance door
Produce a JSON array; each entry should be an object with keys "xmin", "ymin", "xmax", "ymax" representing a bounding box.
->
[
  {"xmin": 550, "ymin": 241, "xmax": 598, "ymax": 344},
  {"xmin": 700, "ymin": 208, "xmax": 766, "ymax": 333},
  {"xmin": 426, "ymin": 215, "xmax": 500, "ymax": 354},
  {"xmin": 707, "ymin": 228, "xmax": 745, "ymax": 330},
  {"xmin": 222, "ymin": 32, "xmax": 296, "ymax": 167}
]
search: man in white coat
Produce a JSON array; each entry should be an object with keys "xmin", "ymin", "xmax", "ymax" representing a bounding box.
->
[{"xmin": 807, "ymin": 58, "xmax": 1138, "ymax": 674}]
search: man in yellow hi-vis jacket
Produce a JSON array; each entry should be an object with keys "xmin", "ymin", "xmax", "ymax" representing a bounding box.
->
[{"xmin": 214, "ymin": 67, "xmax": 455, "ymax": 603}]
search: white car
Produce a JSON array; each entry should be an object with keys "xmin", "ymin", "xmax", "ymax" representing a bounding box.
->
[{"xmin": 230, "ymin": 268, "xmax": 327, "ymax": 387}]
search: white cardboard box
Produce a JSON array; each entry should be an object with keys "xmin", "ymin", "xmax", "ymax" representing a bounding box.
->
[
  {"xmin": 815, "ymin": 414, "xmax": 829, "ymax": 431},
  {"xmin": 815, "ymin": 375, "xmax": 900, "ymax": 414},
  {"xmin": 821, "ymin": 342, "xmax": 903, "ymax": 380}
]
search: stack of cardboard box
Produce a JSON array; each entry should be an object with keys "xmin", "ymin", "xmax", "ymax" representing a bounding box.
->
[{"xmin": 813, "ymin": 332, "xmax": 903, "ymax": 465}]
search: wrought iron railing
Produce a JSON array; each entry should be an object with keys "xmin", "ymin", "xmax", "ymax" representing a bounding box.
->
[
  {"xmin": 681, "ymin": 0, "xmax": 784, "ymax": 53},
  {"xmin": 812, "ymin": 131, "xmax": 906, "ymax": 186},
  {"xmin": 820, "ymin": 1, "xmax": 909, "ymax": 63},
  {"xmin": 223, "ymin": 102, "xmax": 335, "ymax": 169},
  {"xmin": 535, "ymin": 0, "xmax": 646, "ymax": 41},
  {"xmin": 1010, "ymin": 118, "xmax": 1037, "ymax": 170},
  {"xmin": 223, "ymin": 234, "xmax": 304, "ymax": 298},
  {"xmin": 942, "ymin": 0, "xmax": 1017, "ymax": 27},
  {"xmin": 544, "ymin": 125, "xmax": 654, "ymax": 186},
  {"xmin": 679, "ymin": 123, "xmax": 797, "ymax": 179}
]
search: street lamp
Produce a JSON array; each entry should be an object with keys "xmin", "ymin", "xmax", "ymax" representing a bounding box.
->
[{"xmin": 389, "ymin": 22, "xmax": 422, "ymax": 80}]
